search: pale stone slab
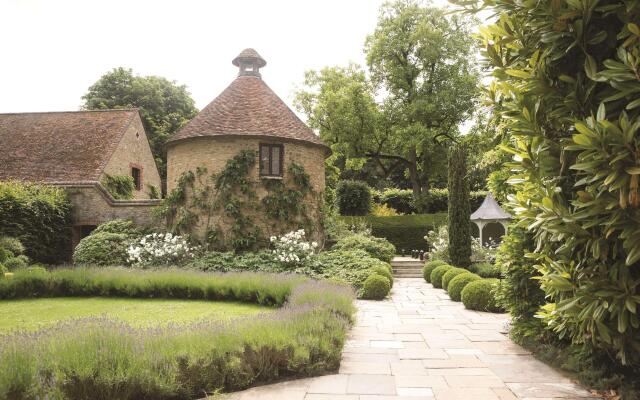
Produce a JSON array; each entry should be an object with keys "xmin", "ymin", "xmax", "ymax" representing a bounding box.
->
[
  {"xmin": 444, "ymin": 375, "xmax": 505, "ymax": 388},
  {"xmin": 427, "ymin": 367, "xmax": 496, "ymax": 376},
  {"xmin": 339, "ymin": 361, "xmax": 391, "ymax": 375},
  {"xmin": 371, "ymin": 340, "xmax": 405, "ymax": 349},
  {"xmin": 394, "ymin": 375, "xmax": 448, "ymax": 389},
  {"xmin": 304, "ymin": 395, "xmax": 358, "ymax": 400},
  {"xmin": 433, "ymin": 387, "xmax": 500, "ymax": 400},
  {"xmin": 391, "ymin": 360, "xmax": 429, "ymax": 376},
  {"xmin": 397, "ymin": 387, "xmax": 435, "ymax": 396},
  {"xmin": 398, "ymin": 348, "xmax": 448, "ymax": 360},
  {"xmin": 307, "ymin": 374, "xmax": 348, "ymax": 394},
  {"xmin": 347, "ymin": 374, "xmax": 396, "ymax": 395}
]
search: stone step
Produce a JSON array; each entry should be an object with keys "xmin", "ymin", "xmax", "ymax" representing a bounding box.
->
[
  {"xmin": 394, "ymin": 274, "xmax": 423, "ymax": 278},
  {"xmin": 391, "ymin": 262, "xmax": 425, "ymax": 268},
  {"xmin": 393, "ymin": 267, "xmax": 423, "ymax": 272}
]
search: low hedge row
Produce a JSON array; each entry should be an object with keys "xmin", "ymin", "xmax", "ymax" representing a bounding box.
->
[
  {"xmin": 422, "ymin": 262, "xmax": 503, "ymax": 313},
  {"xmin": 372, "ymin": 188, "xmax": 487, "ymax": 214},
  {"xmin": 341, "ymin": 213, "xmax": 447, "ymax": 251},
  {"xmin": 0, "ymin": 268, "xmax": 356, "ymax": 399}
]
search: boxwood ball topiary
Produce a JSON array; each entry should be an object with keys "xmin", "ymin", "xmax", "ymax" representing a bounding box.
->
[
  {"xmin": 442, "ymin": 268, "xmax": 468, "ymax": 291},
  {"xmin": 72, "ymin": 232, "xmax": 130, "ymax": 266},
  {"xmin": 447, "ymin": 272, "xmax": 481, "ymax": 301},
  {"xmin": 430, "ymin": 264, "xmax": 454, "ymax": 288},
  {"xmin": 371, "ymin": 265, "xmax": 393, "ymax": 287},
  {"xmin": 363, "ymin": 273, "xmax": 391, "ymax": 300},
  {"xmin": 461, "ymin": 278, "xmax": 502, "ymax": 312},
  {"xmin": 422, "ymin": 260, "xmax": 447, "ymax": 282}
]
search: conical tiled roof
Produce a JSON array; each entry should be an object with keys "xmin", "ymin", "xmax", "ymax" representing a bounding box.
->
[
  {"xmin": 470, "ymin": 192, "xmax": 512, "ymax": 220},
  {"xmin": 168, "ymin": 50, "xmax": 328, "ymax": 151}
]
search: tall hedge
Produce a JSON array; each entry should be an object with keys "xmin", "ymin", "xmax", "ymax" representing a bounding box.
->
[
  {"xmin": 0, "ymin": 181, "xmax": 71, "ymax": 263},
  {"xmin": 447, "ymin": 146, "xmax": 471, "ymax": 268},
  {"xmin": 458, "ymin": 0, "xmax": 640, "ymax": 368},
  {"xmin": 336, "ymin": 180, "xmax": 372, "ymax": 216}
]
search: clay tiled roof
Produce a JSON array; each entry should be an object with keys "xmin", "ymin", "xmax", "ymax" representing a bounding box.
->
[
  {"xmin": 232, "ymin": 48, "xmax": 266, "ymax": 68},
  {"xmin": 168, "ymin": 51, "xmax": 328, "ymax": 151},
  {"xmin": 0, "ymin": 109, "xmax": 137, "ymax": 182}
]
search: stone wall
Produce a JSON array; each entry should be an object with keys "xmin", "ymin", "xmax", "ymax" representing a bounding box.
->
[
  {"xmin": 166, "ymin": 136, "xmax": 327, "ymax": 242},
  {"xmin": 101, "ymin": 115, "xmax": 162, "ymax": 199}
]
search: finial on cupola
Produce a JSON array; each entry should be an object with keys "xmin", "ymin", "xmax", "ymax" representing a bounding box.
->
[{"xmin": 232, "ymin": 48, "xmax": 267, "ymax": 78}]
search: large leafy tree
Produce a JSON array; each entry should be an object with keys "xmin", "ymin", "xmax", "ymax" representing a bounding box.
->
[
  {"xmin": 365, "ymin": 0, "xmax": 480, "ymax": 200},
  {"xmin": 295, "ymin": 1, "xmax": 480, "ymax": 210},
  {"xmin": 82, "ymin": 68, "xmax": 198, "ymax": 180},
  {"xmin": 455, "ymin": 0, "xmax": 640, "ymax": 366}
]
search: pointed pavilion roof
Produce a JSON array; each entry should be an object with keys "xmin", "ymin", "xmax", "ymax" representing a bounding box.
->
[
  {"xmin": 168, "ymin": 49, "xmax": 328, "ymax": 152},
  {"xmin": 470, "ymin": 192, "xmax": 512, "ymax": 221}
]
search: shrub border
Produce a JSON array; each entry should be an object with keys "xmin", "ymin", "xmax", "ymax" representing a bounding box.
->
[{"xmin": 0, "ymin": 268, "xmax": 356, "ymax": 399}]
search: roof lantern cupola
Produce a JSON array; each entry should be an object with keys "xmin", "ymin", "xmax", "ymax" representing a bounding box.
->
[{"xmin": 232, "ymin": 48, "xmax": 267, "ymax": 78}]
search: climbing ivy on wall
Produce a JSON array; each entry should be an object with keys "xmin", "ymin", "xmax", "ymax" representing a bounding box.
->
[
  {"xmin": 101, "ymin": 174, "xmax": 135, "ymax": 200},
  {"xmin": 158, "ymin": 149, "xmax": 322, "ymax": 251}
]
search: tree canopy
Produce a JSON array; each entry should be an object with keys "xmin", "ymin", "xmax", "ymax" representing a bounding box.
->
[
  {"xmin": 82, "ymin": 68, "xmax": 198, "ymax": 181},
  {"xmin": 295, "ymin": 0, "xmax": 481, "ymax": 209}
]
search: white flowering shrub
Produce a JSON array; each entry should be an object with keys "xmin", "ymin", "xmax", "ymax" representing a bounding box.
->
[
  {"xmin": 270, "ymin": 229, "xmax": 318, "ymax": 268},
  {"xmin": 425, "ymin": 225, "xmax": 498, "ymax": 263},
  {"xmin": 127, "ymin": 232, "xmax": 196, "ymax": 267}
]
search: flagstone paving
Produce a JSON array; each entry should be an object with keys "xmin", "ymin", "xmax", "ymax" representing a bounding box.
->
[{"xmin": 223, "ymin": 278, "xmax": 600, "ymax": 400}]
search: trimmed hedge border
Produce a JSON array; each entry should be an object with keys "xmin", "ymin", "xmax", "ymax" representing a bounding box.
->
[
  {"xmin": 430, "ymin": 264, "xmax": 454, "ymax": 288},
  {"xmin": 447, "ymin": 272, "xmax": 481, "ymax": 301},
  {"xmin": 340, "ymin": 214, "xmax": 447, "ymax": 251},
  {"xmin": 442, "ymin": 267, "xmax": 468, "ymax": 291},
  {"xmin": 423, "ymin": 260, "xmax": 447, "ymax": 282},
  {"xmin": 0, "ymin": 268, "xmax": 356, "ymax": 399}
]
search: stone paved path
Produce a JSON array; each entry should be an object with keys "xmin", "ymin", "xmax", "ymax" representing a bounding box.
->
[{"xmin": 224, "ymin": 278, "xmax": 599, "ymax": 400}]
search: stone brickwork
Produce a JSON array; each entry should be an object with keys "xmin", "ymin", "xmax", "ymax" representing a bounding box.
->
[
  {"xmin": 63, "ymin": 183, "xmax": 161, "ymax": 227},
  {"xmin": 167, "ymin": 136, "xmax": 326, "ymax": 241},
  {"xmin": 101, "ymin": 115, "xmax": 162, "ymax": 199}
]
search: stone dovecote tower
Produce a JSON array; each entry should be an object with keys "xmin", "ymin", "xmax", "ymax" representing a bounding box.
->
[{"xmin": 166, "ymin": 49, "xmax": 329, "ymax": 247}]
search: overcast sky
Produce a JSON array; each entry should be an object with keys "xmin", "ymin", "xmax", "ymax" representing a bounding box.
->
[{"xmin": 0, "ymin": 0, "xmax": 464, "ymax": 116}]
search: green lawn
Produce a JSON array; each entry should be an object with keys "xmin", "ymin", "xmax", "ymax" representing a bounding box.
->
[{"xmin": 0, "ymin": 297, "xmax": 272, "ymax": 332}]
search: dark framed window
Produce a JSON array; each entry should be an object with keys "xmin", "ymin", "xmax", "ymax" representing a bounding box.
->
[
  {"xmin": 131, "ymin": 167, "xmax": 142, "ymax": 190},
  {"xmin": 259, "ymin": 143, "xmax": 284, "ymax": 177}
]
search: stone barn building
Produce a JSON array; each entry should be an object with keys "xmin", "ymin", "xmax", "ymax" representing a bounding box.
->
[
  {"xmin": 0, "ymin": 109, "xmax": 162, "ymax": 251},
  {"xmin": 166, "ymin": 49, "xmax": 329, "ymax": 247}
]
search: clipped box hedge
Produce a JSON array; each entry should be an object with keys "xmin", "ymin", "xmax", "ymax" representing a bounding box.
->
[{"xmin": 341, "ymin": 213, "xmax": 447, "ymax": 252}]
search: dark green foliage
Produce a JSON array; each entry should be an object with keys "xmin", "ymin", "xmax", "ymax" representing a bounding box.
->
[
  {"xmin": 82, "ymin": 67, "xmax": 198, "ymax": 178},
  {"xmin": 333, "ymin": 233, "xmax": 396, "ymax": 263},
  {"xmin": 430, "ymin": 264, "xmax": 454, "ymax": 288},
  {"xmin": 371, "ymin": 265, "xmax": 393, "ymax": 288},
  {"xmin": 92, "ymin": 219, "xmax": 141, "ymax": 236},
  {"xmin": 0, "ymin": 264, "xmax": 6, "ymax": 275},
  {"xmin": 0, "ymin": 236, "xmax": 25, "ymax": 256},
  {"xmin": 314, "ymin": 249, "xmax": 392, "ymax": 298},
  {"xmin": 72, "ymin": 232, "xmax": 130, "ymax": 266},
  {"xmin": 494, "ymin": 228, "xmax": 546, "ymax": 340},
  {"xmin": 374, "ymin": 188, "xmax": 487, "ymax": 214},
  {"xmin": 147, "ymin": 184, "xmax": 160, "ymax": 199},
  {"xmin": 4, "ymin": 256, "xmax": 28, "ymax": 270},
  {"xmin": 362, "ymin": 274, "xmax": 391, "ymax": 300},
  {"xmin": 101, "ymin": 174, "xmax": 135, "ymax": 200},
  {"xmin": 423, "ymin": 260, "xmax": 447, "ymax": 282},
  {"xmin": 469, "ymin": 262, "xmax": 501, "ymax": 279},
  {"xmin": 341, "ymin": 213, "xmax": 447, "ymax": 251},
  {"xmin": 0, "ymin": 268, "xmax": 355, "ymax": 399},
  {"xmin": 336, "ymin": 180, "xmax": 372, "ymax": 216},
  {"xmin": 461, "ymin": 279, "xmax": 502, "ymax": 312},
  {"xmin": 442, "ymin": 267, "xmax": 468, "ymax": 291},
  {"xmin": 448, "ymin": 272, "xmax": 481, "ymax": 302},
  {"xmin": 447, "ymin": 146, "xmax": 471, "ymax": 268},
  {"xmin": 186, "ymin": 250, "xmax": 284, "ymax": 273},
  {"xmin": 0, "ymin": 181, "xmax": 71, "ymax": 263},
  {"xmin": 455, "ymin": 0, "xmax": 640, "ymax": 372}
]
